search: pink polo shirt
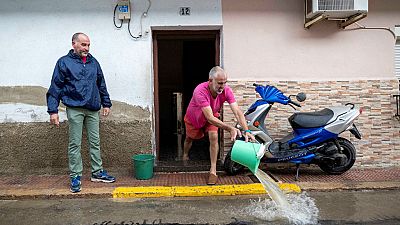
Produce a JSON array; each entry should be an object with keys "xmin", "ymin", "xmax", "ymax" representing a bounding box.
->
[{"xmin": 185, "ymin": 82, "xmax": 236, "ymax": 129}]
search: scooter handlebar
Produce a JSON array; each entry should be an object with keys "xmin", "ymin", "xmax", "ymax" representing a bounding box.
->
[
  {"xmin": 290, "ymin": 100, "xmax": 301, "ymax": 107},
  {"xmin": 251, "ymin": 83, "xmax": 302, "ymax": 108}
]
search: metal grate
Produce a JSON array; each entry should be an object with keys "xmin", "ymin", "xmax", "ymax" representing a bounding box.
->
[{"xmin": 318, "ymin": 0, "xmax": 354, "ymax": 10}]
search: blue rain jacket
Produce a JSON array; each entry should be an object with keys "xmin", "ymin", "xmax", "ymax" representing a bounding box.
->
[{"xmin": 46, "ymin": 50, "xmax": 112, "ymax": 114}]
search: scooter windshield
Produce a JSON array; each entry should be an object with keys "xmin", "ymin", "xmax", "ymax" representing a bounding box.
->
[{"xmin": 255, "ymin": 85, "xmax": 290, "ymax": 105}]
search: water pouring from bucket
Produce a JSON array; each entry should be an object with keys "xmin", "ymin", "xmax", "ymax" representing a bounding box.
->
[
  {"xmin": 231, "ymin": 140, "xmax": 291, "ymax": 208},
  {"xmin": 231, "ymin": 141, "xmax": 318, "ymax": 224}
]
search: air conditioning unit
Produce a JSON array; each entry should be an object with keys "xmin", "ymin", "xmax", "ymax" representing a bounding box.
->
[{"xmin": 306, "ymin": 0, "xmax": 368, "ymax": 19}]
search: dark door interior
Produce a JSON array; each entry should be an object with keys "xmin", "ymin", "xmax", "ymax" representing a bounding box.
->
[{"xmin": 154, "ymin": 31, "xmax": 220, "ymax": 162}]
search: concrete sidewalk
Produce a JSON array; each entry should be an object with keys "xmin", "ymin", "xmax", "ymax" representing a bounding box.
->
[{"xmin": 1, "ymin": 167, "xmax": 399, "ymax": 200}]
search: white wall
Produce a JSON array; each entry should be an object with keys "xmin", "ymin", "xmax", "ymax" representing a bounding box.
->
[{"xmin": 0, "ymin": 0, "xmax": 222, "ymax": 111}]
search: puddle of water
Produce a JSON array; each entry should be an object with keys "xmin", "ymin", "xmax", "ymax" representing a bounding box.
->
[
  {"xmin": 242, "ymin": 193, "xmax": 319, "ymax": 225},
  {"xmin": 245, "ymin": 168, "xmax": 319, "ymax": 225}
]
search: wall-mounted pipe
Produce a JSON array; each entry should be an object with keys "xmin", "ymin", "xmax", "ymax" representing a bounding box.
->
[{"xmin": 345, "ymin": 22, "xmax": 396, "ymax": 40}]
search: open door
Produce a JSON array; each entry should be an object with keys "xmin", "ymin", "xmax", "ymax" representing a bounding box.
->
[{"xmin": 153, "ymin": 30, "xmax": 221, "ymax": 169}]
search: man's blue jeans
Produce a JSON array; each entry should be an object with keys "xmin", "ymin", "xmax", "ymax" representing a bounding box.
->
[{"xmin": 66, "ymin": 107, "xmax": 103, "ymax": 178}]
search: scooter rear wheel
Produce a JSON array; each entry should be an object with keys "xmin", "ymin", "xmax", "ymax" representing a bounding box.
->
[
  {"xmin": 318, "ymin": 137, "xmax": 356, "ymax": 175},
  {"xmin": 223, "ymin": 148, "xmax": 245, "ymax": 175}
]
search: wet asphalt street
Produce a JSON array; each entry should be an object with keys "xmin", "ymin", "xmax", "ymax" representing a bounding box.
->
[{"xmin": 0, "ymin": 190, "xmax": 399, "ymax": 225}]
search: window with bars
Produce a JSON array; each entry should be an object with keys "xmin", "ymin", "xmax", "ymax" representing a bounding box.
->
[
  {"xmin": 396, "ymin": 41, "xmax": 400, "ymax": 81},
  {"xmin": 394, "ymin": 25, "xmax": 399, "ymax": 118},
  {"xmin": 394, "ymin": 94, "xmax": 400, "ymax": 119},
  {"xmin": 396, "ymin": 25, "xmax": 400, "ymax": 82}
]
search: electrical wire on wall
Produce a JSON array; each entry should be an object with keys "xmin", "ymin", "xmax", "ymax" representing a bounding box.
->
[
  {"xmin": 113, "ymin": 0, "xmax": 151, "ymax": 40},
  {"xmin": 113, "ymin": 4, "xmax": 123, "ymax": 28},
  {"xmin": 128, "ymin": 0, "xmax": 151, "ymax": 40}
]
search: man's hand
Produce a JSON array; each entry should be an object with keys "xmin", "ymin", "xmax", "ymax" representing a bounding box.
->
[
  {"xmin": 102, "ymin": 107, "xmax": 110, "ymax": 117},
  {"xmin": 50, "ymin": 113, "xmax": 59, "ymax": 127},
  {"xmin": 229, "ymin": 102, "xmax": 255, "ymax": 142},
  {"xmin": 244, "ymin": 131, "xmax": 256, "ymax": 142},
  {"xmin": 229, "ymin": 127, "xmax": 242, "ymax": 141}
]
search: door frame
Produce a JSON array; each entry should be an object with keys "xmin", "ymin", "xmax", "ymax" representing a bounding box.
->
[{"xmin": 152, "ymin": 29, "xmax": 221, "ymax": 161}]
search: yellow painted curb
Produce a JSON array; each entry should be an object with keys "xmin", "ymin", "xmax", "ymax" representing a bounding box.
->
[
  {"xmin": 112, "ymin": 183, "xmax": 301, "ymax": 198},
  {"xmin": 279, "ymin": 183, "xmax": 302, "ymax": 193},
  {"xmin": 113, "ymin": 186, "xmax": 174, "ymax": 198}
]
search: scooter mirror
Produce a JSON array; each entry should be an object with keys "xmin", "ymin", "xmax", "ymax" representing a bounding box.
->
[{"xmin": 296, "ymin": 92, "xmax": 306, "ymax": 102}]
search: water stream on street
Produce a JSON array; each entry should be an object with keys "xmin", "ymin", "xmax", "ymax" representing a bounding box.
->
[{"xmin": 242, "ymin": 168, "xmax": 319, "ymax": 225}]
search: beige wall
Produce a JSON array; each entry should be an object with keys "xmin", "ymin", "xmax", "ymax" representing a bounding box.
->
[{"xmin": 222, "ymin": 0, "xmax": 400, "ymax": 81}]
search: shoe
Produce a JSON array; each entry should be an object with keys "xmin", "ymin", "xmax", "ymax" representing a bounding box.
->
[
  {"xmin": 91, "ymin": 170, "xmax": 116, "ymax": 183},
  {"xmin": 70, "ymin": 176, "xmax": 81, "ymax": 193},
  {"xmin": 207, "ymin": 173, "xmax": 218, "ymax": 185}
]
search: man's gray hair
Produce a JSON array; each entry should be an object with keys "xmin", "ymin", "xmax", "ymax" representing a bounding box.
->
[
  {"xmin": 72, "ymin": 32, "xmax": 87, "ymax": 42},
  {"xmin": 209, "ymin": 66, "xmax": 226, "ymax": 79}
]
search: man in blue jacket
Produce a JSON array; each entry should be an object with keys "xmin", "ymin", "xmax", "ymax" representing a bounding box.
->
[{"xmin": 47, "ymin": 32, "xmax": 115, "ymax": 193}]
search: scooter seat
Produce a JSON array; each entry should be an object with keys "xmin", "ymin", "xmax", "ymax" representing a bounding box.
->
[{"xmin": 289, "ymin": 108, "xmax": 334, "ymax": 128}]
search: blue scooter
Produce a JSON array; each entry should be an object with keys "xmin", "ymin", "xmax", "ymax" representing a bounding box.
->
[{"xmin": 224, "ymin": 84, "xmax": 362, "ymax": 180}]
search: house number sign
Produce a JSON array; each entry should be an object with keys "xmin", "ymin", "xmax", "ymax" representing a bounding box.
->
[{"xmin": 179, "ymin": 7, "xmax": 191, "ymax": 16}]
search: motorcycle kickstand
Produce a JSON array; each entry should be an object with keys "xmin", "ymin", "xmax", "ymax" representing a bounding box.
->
[{"xmin": 295, "ymin": 164, "xmax": 300, "ymax": 181}]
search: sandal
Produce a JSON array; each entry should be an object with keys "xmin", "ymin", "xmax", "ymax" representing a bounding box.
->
[{"xmin": 207, "ymin": 173, "xmax": 218, "ymax": 185}]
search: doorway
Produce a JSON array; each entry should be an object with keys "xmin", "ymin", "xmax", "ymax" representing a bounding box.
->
[{"xmin": 153, "ymin": 30, "xmax": 221, "ymax": 165}]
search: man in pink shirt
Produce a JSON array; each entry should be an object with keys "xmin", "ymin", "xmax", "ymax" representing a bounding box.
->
[{"xmin": 183, "ymin": 66, "xmax": 255, "ymax": 185}]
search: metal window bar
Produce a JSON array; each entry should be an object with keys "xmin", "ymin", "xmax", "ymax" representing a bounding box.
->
[
  {"xmin": 396, "ymin": 43, "xmax": 400, "ymax": 80},
  {"xmin": 394, "ymin": 94, "xmax": 400, "ymax": 119}
]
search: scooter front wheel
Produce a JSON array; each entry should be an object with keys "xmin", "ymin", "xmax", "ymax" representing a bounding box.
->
[
  {"xmin": 318, "ymin": 137, "xmax": 356, "ymax": 175},
  {"xmin": 223, "ymin": 148, "xmax": 245, "ymax": 175}
]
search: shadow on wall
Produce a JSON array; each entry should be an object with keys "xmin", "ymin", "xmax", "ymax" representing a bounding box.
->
[
  {"xmin": 0, "ymin": 86, "xmax": 152, "ymax": 175},
  {"xmin": 0, "ymin": 86, "xmax": 151, "ymax": 123}
]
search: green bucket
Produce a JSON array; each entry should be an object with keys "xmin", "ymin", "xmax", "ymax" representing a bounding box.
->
[
  {"xmin": 231, "ymin": 140, "xmax": 263, "ymax": 174},
  {"xmin": 132, "ymin": 154, "xmax": 155, "ymax": 180}
]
